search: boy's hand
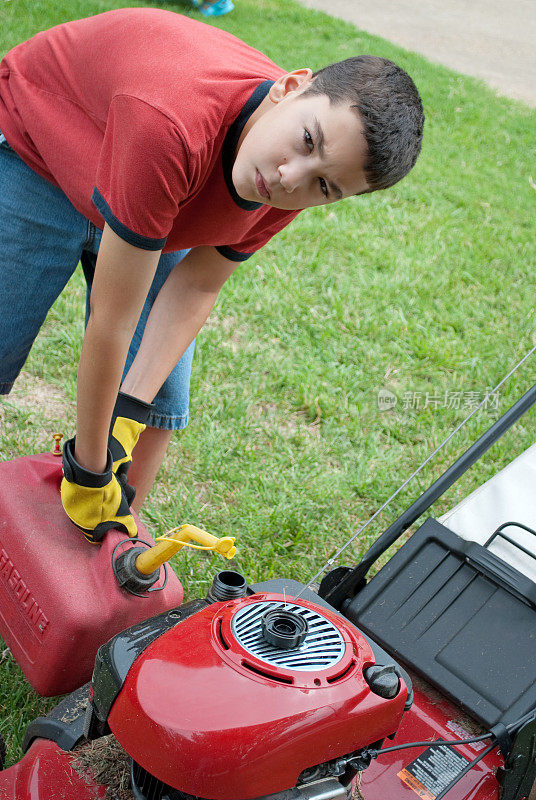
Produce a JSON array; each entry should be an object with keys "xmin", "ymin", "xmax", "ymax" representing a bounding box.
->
[
  {"xmin": 109, "ymin": 392, "xmax": 154, "ymax": 502},
  {"xmin": 61, "ymin": 437, "xmax": 137, "ymax": 543}
]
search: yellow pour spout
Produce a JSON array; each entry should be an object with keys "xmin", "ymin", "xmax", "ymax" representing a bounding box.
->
[{"xmin": 135, "ymin": 524, "xmax": 237, "ymax": 576}]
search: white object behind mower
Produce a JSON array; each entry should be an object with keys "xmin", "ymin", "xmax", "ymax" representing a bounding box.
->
[{"xmin": 439, "ymin": 442, "xmax": 536, "ymax": 581}]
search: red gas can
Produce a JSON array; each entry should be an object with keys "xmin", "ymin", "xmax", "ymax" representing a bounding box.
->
[{"xmin": 0, "ymin": 452, "xmax": 183, "ymax": 696}]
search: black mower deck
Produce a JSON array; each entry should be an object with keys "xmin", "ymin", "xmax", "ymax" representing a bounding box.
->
[{"xmin": 345, "ymin": 517, "xmax": 536, "ymax": 728}]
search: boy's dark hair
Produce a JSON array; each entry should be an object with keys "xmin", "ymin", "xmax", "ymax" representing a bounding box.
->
[{"xmin": 302, "ymin": 55, "xmax": 424, "ymax": 192}]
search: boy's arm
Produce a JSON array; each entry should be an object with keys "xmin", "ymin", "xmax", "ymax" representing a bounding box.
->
[
  {"xmin": 74, "ymin": 227, "xmax": 236, "ymax": 474},
  {"xmin": 120, "ymin": 244, "xmax": 237, "ymax": 402},
  {"xmin": 74, "ymin": 223, "xmax": 162, "ymax": 473}
]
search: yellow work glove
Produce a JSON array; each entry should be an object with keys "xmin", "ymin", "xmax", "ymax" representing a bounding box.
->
[
  {"xmin": 61, "ymin": 437, "xmax": 137, "ymax": 544},
  {"xmin": 109, "ymin": 392, "xmax": 154, "ymax": 505}
]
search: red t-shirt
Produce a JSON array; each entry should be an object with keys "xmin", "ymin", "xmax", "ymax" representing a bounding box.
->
[{"xmin": 0, "ymin": 9, "xmax": 300, "ymax": 259}]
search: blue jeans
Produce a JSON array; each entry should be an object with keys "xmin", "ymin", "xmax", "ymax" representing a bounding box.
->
[{"xmin": 0, "ymin": 132, "xmax": 194, "ymax": 430}]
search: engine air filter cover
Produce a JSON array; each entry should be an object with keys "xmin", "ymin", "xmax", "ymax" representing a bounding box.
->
[{"xmin": 107, "ymin": 592, "xmax": 409, "ymax": 800}]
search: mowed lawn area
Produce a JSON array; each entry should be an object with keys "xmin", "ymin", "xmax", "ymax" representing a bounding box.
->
[{"xmin": 1, "ymin": 0, "xmax": 535, "ymax": 765}]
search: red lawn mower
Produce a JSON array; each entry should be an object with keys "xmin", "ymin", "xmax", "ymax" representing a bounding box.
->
[{"xmin": 1, "ymin": 362, "xmax": 536, "ymax": 800}]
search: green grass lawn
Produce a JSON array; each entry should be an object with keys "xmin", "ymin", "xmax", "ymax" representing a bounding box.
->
[{"xmin": 1, "ymin": 0, "xmax": 535, "ymax": 768}]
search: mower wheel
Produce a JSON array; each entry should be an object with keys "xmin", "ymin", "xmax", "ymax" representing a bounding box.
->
[{"xmin": 0, "ymin": 732, "xmax": 5, "ymax": 770}]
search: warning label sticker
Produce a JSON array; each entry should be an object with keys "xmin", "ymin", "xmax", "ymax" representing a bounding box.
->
[{"xmin": 397, "ymin": 745, "xmax": 469, "ymax": 800}]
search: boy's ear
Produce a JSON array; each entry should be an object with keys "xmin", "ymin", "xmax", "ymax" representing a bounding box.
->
[{"xmin": 268, "ymin": 68, "xmax": 314, "ymax": 102}]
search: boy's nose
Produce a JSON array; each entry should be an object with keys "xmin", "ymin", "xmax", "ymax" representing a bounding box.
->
[{"xmin": 278, "ymin": 162, "xmax": 303, "ymax": 193}]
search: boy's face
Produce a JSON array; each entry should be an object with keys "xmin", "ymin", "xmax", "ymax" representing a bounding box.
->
[{"xmin": 232, "ymin": 70, "xmax": 369, "ymax": 211}]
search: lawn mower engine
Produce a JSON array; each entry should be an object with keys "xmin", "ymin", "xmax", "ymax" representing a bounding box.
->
[{"xmin": 0, "ymin": 571, "xmax": 411, "ymax": 800}]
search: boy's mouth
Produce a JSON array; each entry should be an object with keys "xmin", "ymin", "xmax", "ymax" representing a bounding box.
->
[{"xmin": 255, "ymin": 169, "xmax": 271, "ymax": 200}]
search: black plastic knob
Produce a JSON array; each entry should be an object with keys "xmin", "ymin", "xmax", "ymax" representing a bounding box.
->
[{"xmin": 364, "ymin": 664, "xmax": 400, "ymax": 699}]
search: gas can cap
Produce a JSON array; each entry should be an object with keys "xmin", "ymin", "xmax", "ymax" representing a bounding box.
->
[{"xmin": 364, "ymin": 664, "xmax": 400, "ymax": 699}]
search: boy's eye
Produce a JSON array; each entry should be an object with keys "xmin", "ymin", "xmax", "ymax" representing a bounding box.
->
[
  {"xmin": 303, "ymin": 129, "xmax": 314, "ymax": 151},
  {"xmin": 319, "ymin": 177, "xmax": 328, "ymax": 198}
]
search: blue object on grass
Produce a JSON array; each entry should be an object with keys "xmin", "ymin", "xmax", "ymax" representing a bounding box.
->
[{"xmin": 192, "ymin": 0, "xmax": 234, "ymax": 16}]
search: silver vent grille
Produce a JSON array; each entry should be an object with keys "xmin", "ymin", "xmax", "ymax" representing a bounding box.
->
[{"xmin": 231, "ymin": 601, "xmax": 345, "ymax": 671}]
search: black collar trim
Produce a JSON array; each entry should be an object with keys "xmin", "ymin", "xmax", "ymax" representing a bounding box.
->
[{"xmin": 222, "ymin": 80, "xmax": 274, "ymax": 211}]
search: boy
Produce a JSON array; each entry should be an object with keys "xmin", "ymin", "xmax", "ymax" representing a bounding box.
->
[{"xmin": 0, "ymin": 8, "xmax": 424, "ymax": 542}]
